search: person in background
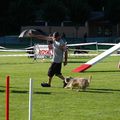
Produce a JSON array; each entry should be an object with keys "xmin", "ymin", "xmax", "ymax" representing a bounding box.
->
[
  {"xmin": 29, "ymin": 32, "xmax": 68, "ymax": 87},
  {"xmin": 118, "ymin": 61, "xmax": 120, "ymax": 69},
  {"xmin": 83, "ymin": 32, "xmax": 87, "ymax": 43},
  {"xmin": 47, "ymin": 33, "xmax": 53, "ymax": 56}
]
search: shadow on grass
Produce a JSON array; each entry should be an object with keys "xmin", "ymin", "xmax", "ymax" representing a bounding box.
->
[
  {"xmin": 10, "ymin": 90, "xmax": 52, "ymax": 95},
  {"xmin": 80, "ymin": 88, "xmax": 120, "ymax": 94},
  {"xmin": 34, "ymin": 91, "xmax": 51, "ymax": 95},
  {"xmin": 84, "ymin": 90, "xmax": 113, "ymax": 94},
  {"xmin": 72, "ymin": 87, "xmax": 120, "ymax": 93},
  {"xmin": 11, "ymin": 90, "xmax": 28, "ymax": 94},
  {"xmin": 89, "ymin": 88, "xmax": 120, "ymax": 92},
  {"xmin": 0, "ymin": 86, "xmax": 5, "ymax": 88},
  {"xmin": 0, "ymin": 90, "xmax": 5, "ymax": 92},
  {"xmin": 84, "ymin": 70, "xmax": 120, "ymax": 73},
  {"xmin": 1, "ymin": 87, "xmax": 120, "ymax": 94}
]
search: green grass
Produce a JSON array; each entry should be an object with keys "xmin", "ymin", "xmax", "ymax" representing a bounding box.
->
[{"xmin": 0, "ymin": 55, "xmax": 120, "ymax": 120}]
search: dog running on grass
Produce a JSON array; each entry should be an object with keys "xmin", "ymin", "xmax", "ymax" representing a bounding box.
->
[{"xmin": 64, "ymin": 76, "xmax": 92, "ymax": 92}]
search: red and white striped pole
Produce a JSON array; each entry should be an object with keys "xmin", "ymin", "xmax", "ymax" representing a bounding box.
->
[{"xmin": 6, "ymin": 76, "xmax": 10, "ymax": 120}]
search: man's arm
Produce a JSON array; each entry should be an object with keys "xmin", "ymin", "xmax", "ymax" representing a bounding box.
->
[
  {"xmin": 63, "ymin": 48, "xmax": 68, "ymax": 66},
  {"xmin": 29, "ymin": 33, "xmax": 53, "ymax": 41},
  {"xmin": 60, "ymin": 43, "xmax": 67, "ymax": 51}
]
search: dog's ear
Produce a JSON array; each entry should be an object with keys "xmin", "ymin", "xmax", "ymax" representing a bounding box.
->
[
  {"xmin": 65, "ymin": 77, "xmax": 70, "ymax": 83},
  {"xmin": 65, "ymin": 77, "xmax": 72, "ymax": 83}
]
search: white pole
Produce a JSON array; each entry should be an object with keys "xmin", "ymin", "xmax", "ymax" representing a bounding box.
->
[
  {"xmin": 29, "ymin": 78, "xmax": 33, "ymax": 120},
  {"xmin": 95, "ymin": 42, "xmax": 99, "ymax": 54}
]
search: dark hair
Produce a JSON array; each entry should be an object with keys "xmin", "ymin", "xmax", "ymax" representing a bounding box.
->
[
  {"xmin": 53, "ymin": 32, "xmax": 60, "ymax": 38},
  {"xmin": 48, "ymin": 40, "xmax": 53, "ymax": 44}
]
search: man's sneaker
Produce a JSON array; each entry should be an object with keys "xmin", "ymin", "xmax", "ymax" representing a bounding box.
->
[
  {"xmin": 63, "ymin": 81, "xmax": 67, "ymax": 88},
  {"xmin": 41, "ymin": 83, "xmax": 51, "ymax": 87}
]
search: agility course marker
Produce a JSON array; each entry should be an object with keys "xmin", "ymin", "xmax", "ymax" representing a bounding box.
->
[
  {"xmin": 72, "ymin": 42, "xmax": 120, "ymax": 72},
  {"xmin": 4, "ymin": 76, "xmax": 34, "ymax": 120},
  {"xmin": 6, "ymin": 76, "xmax": 10, "ymax": 120},
  {"xmin": 29, "ymin": 78, "xmax": 33, "ymax": 120}
]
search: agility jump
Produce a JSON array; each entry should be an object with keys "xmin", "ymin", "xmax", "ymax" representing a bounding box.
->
[
  {"xmin": 72, "ymin": 42, "xmax": 120, "ymax": 72},
  {"xmin": 5, "ymin": 76, "xmax": 33, "ymax": 120}
]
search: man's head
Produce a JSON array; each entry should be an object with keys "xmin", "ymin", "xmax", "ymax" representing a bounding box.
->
[{"xmin": 53, "ymin": 32, "xmax": 60, "ymax": 40}]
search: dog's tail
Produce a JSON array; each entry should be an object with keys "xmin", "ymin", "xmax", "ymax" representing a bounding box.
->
[{"xmin": 88, "ymin": 75, "xmax": 92, "ymax": 83}]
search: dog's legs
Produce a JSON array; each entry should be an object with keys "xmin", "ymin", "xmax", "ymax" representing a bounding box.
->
[
  {"xmin": 71, "ymin": 86, "xmax": 74, "ymax": 90},
  {"xmin": 82, "ymin": 87, "xmax": 87, "ymax": 91},
  {"xmin": 76, "ymin": 89, "xmax": 80, "ymax": 92}
]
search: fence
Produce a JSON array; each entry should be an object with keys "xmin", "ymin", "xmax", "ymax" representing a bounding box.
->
[{"xmin": 0, "ymin": 36, "xmax": 119, "ymax": 48}]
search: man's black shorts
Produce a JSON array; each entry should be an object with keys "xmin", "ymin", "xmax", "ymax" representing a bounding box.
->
[{"xmin": 48, "ymin": 62, "xmax": 62, "ymax": 77}]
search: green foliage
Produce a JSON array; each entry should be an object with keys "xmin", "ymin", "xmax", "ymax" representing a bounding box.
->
[
  {"xmin": 104, "ymin": 0, "xmax": 120, "ymax": 24},
  {"xmin": 88, "ymin": 0, "xmax": 104, "ymax": 11},
  {"xmin": 2, "ymin": 0, "xmax": 120, "ymax": 35},
  {"xmin": 42, "ymin": 0, "xmax": 66, "ymax": 23},
  {"xmin": 0, "ymin": 0, "xmax": 36, "ymax": 35},
  {"xmin": 0, "ymin": 55, "xmax": 120, "ymax": 120},
  {"xmin": 67, "ymin": 0, "xmax": 90, "ymax": 25}
]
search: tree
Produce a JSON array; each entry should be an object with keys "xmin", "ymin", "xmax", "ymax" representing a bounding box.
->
[
  {"xmin": 42, "ymin": 0, "xmax": 66, "ymax": 26},
  {"xmin": 104, "ymin": 0, "xmax": 120, "ymax": 24},
  {"xmin": 88, "ymin": 0, "xmax": 104, "ymax": 11},
  {"xmin": 104, "ymin": 0, "xmax": 120, "ymax": 36},
  {"xmin": 6, "ymin": 0, "xmax": 36, "ymax": 35},
  {"xmin": 65, "ymin": 0, "xmax": 90, "ymax": 38},
  {"xmin": 0, "ymin": 0, "xmax": 10, "ymax": 36}
]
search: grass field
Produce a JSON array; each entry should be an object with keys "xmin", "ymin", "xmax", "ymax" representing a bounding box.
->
[{"xmin": 0, "ymin": 55, "xmax": 120, "ymax": 120}]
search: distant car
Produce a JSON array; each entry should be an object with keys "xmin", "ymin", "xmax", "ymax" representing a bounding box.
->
[
  {"xmin": 73, "ymin": 46, "xmax": 89, "ymax": 54},
  {"xmin": 74, "ymin": 50, "xmax": 88, "ymax": 54},
  {"xmin": 117, "ymin": 51, "xmax": 120, "ymax": 54}
]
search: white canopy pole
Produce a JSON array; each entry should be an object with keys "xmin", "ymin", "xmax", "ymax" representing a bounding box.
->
[{"xmin": 29, "ymin": 78, "xmax": 33, "ymax": 120}]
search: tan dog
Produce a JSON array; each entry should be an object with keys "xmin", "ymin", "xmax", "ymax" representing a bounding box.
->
[{"xmin": 64, "ymin": 76, "xmax": 92, "ymax": 92}]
